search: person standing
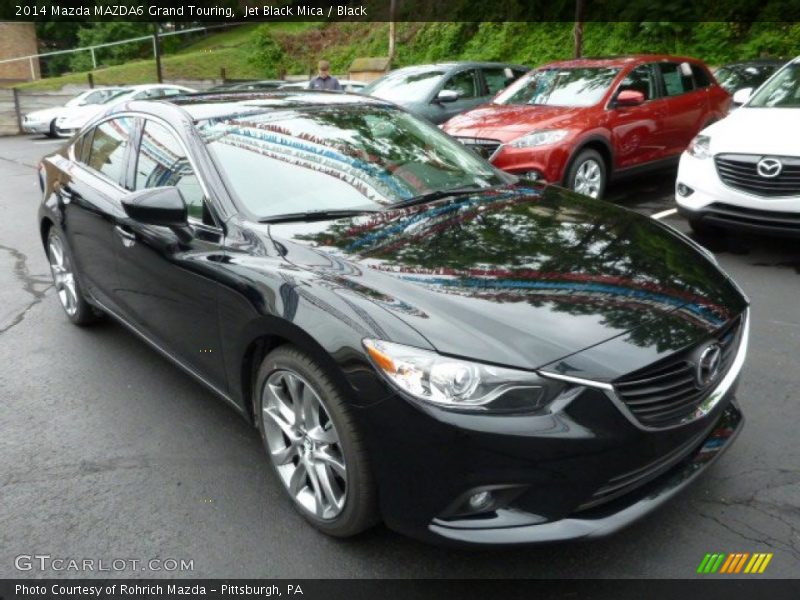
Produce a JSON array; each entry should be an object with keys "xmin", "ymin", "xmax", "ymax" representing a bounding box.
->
[{"xmin": 309, "ymin": 60, "xmax": 343, "ymax": 91}]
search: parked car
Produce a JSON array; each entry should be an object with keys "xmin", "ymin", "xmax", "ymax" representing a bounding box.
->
[
  {"xmin": 55, "ymin": 84, "xmax": 196, "ymax": 137},
  {"xmin": 714, "ymin": 59, "xmax": 785, "ymax": 98},
  {"xmin": 208, "ymin": 80, "xmax": 285, "ymax": 93},
  {"xmin": 362, "ymin": 62, "xmax": 529, "ymax": 124},
  {"xmin": 38, "ymin": 91, "xmax": 748, "ymax": 545},
  {"xmin": 676, "ymin": 55, "xmax": 800, "ymax": 236},
  {"xmin": 278, "ymin": 79, "xmax": 367, "ymax": 93},
  {"xmin": 442, "ymin": 55, "xmax": 730, "ymax": 199},
  {"xmin": 22, "ymin": 87, "xmax": 125, "ymax": 138}
]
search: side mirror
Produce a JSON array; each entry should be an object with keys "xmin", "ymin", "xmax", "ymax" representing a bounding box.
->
[
  {"xmin": 732, "ymin": 87, "xmax": 753, "ymax": 106},
  {"xmin": 121, "ymin": 186, "xmax": 187, "ymax": 227},
  {"xmin": 615, "ymin": 90, "xmax": 646, "ymax": 107},
  {"xmin": 436, "ymin": 89, "xmax": 460, "ymax": 103}
]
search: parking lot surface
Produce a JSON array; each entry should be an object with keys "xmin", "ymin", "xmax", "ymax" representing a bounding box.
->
[{"xmin": 1, "ymin": 134, "xmax": 798, "ymax": 578}]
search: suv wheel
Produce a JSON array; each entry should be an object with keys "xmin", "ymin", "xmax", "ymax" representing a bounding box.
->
[
  {"xmin": 255, "ymin": 345, "xmax": 378, "ymax": 537},
  {"xmin": 46, "ymin": 228, "xmax": 100, "ymax": 325},
  {"xmin": 567, "ymin": 149, "xmax": 607, "ymax": 199}
]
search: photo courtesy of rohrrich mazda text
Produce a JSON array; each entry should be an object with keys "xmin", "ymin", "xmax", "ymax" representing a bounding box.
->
[{"xmin": 1, "ymin": 0, "xmax": 799, "ymax": 594}]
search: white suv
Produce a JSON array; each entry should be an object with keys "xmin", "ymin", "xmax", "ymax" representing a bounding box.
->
[{"xmin": 676, "ymin": 56, "xmax": 799, "ymax": 235}]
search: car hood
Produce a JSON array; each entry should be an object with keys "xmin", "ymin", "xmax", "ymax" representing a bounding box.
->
[
  {"xmin": 60, "ymin": 104, "xmax": 106, "ymax": 127},
  {"xmin": 268, "ymin": 185, "xmax": 747, "ymax": 371},
  {"xmin": 707, "ymin": 107, "xmax": 800, "ymax": 155},
  {"xmin": 443, "ymin": 104, "xmax": 587, "ymax": 141}
]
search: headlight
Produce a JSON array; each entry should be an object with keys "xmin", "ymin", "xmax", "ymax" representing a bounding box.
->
[
  {"xmin": 687, "ymin": 134, "xmax": 711, "ymax": 159},
  {"xmin": 510, "ymin": 129, "xmax": 569, "ymax": 149},
  {"xmin": 363, "ymin": 339, "xmax": 564, "ymax": 413}
]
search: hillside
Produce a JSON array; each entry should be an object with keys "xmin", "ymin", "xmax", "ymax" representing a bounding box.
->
[{"xmin": 15, "ymin": 21, "xmax": 800, "ymax": 91}]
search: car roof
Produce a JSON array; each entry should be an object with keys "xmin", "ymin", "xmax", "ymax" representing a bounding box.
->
[
  {"xmin": 388, "ymin": 61, "xmax": 528, "ymax": 72},
  {"xmin": 537, "ymin": 55, "xmax": 708, "ymax": 69}
]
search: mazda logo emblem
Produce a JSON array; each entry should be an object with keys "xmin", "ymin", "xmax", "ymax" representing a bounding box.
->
[
  {"xmin": 696, "ymin": 344, "xmax": 723, "ymax": 388},
  {"xmin": 756, "ymin": 157, "xmax": 782, "ymax": 178}
]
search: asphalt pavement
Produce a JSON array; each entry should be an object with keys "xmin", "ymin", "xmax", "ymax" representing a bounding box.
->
[{"xmin": 1, "ymin": 134, "xmax": 798, "ymax": 578}]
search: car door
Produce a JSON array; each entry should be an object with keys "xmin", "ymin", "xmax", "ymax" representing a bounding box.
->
[
  {"xmin": 656, "ymin": 61, "xmax": 708, "ymax": 156},
  {"xmin": 429, "ymin": 68, "xmax": 482, "ymax": 124},
  {"xmin": 606, "ymin": 63, "xmax": 667, "ymax": 169},
  {"xmin": 61, "ymin": 116, "xmax": 135, "ymax": 309},
  {"xmin": 112, "ymin": 117, "xmax": 228, "ymax": 390}
]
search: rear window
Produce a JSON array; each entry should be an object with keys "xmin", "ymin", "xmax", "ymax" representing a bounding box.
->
[{"xmin": 85, "ymin": 117, "xmax": 135, "ymax": 185}]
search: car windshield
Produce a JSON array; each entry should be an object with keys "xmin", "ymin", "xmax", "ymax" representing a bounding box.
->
[
  {"xmin": 100, "ymin": 89, "xmax": 132, "ymax": 104},
  {"xmin": 197, "ymin": 104, "xmax": 510, "ymax": 219},
  {"xmin": 748, "ymin": 63, "xmax": 800, "ymax": 108},
  {"xmin": 714, "ymin": 64, "xmax": 778, "ymax": 93},
  {"xmin": 495, "ymin": 67, "xmax": 620, "ymax": 107},
  {"xmin": 362, "ymin": 69, "xmax": 446, "ymax": 103}
]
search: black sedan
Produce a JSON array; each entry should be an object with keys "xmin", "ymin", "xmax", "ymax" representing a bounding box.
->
[
  {"xmin": 714, "ymin": 58, "xmax": 785, "ymax": 96},
  {"xmin": 37, "ymin": 91, "xmax": 749, "ymax": 545}
]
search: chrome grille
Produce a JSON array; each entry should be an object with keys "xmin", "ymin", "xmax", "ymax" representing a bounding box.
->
[
  {"xmin": 715, "ymin": 154, "xmax": 800, "ymax": 197},
  {"xmin": 455, "ymin": 137, "xmax": 502, "ymax": 161},
  {"xmin": 614, "ymin": 316, "xmax": 743, "ymax": 428}
]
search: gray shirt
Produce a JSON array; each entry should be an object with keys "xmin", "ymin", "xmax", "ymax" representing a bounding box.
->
[{"xmin": 309, "ymin": 75, "xmax": 342, "ymax": 91}]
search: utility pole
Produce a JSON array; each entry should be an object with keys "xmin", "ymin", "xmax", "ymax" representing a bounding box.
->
[
  {"xmin": 387, "ymin": 0, "xmax": 397, "ymax": 67},
  {"xmin": 152, "ymin": 24, "xmax": 163, "ymax": 83},
  {"xmin": 573, "ymin": 0, "xmax": 584, "ymax": 59}
]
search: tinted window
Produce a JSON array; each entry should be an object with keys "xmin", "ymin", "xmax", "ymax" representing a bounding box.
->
[
  {"xmin": 135, "ymin": 120, "xmax": 208, "ymax": 222},
  {"xmin": 86, "ymin": 117, "xmax": 134, "ymax": 185},
  {"xmin": 691, "ymin": 64, "xmax": 712, "ymax": 89},
  {"xmin": 362, "ymin": 69, "xmax": 446, "ymax": 103},
  {"xmin": 496, "ymin": 67, "xmax": 619, "ymax": 107},
  {"xmin": 442, "ymin": 69, "xmax": 479, "ymax": 99},
  {"xmin": 617, "ymin": 64, "xmax": 656, "ymax": 100},
  {"xmin": 658, "ymin": 62, "xmax": 695, "ymax": 96},
  {"xmin": 197, "ymin": 105, "xmax": 510, "ymax": 220},
  {"xmin": 482, "ymin": 67, "xmax": 523, "ymax": 95}
]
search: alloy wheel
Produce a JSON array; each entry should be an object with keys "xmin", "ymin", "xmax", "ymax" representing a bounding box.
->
[
  {"xmin": 261, "ymin": 370, "xmax": 348, "ymax": 520},
  {"xmin": 48, "ymin": 235, "xmax": 78, "ymax": 317},
  {"xmin": 573, "ymin": 158, "xmax": 603, "ymax": 198}
]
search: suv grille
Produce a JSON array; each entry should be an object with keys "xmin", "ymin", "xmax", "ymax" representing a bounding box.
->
[
  {"xmin": 715, "ymin": 154, "xmax": 800, "ymax": 197},
  {"xmin": 614, "ymin": 316, "xmax": 743, "ymax": 428},
  {"xmin": 455, "ymin": 137, "xmax": 502, "ymax": 161}
]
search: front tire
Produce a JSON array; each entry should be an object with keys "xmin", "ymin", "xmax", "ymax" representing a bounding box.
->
[
  {"xmin": 566, "ymin": 149, "xmax": 607, "ymax": 199},
  {"xmin": 47, "ymin": 119, "xmax": 58, "ymax": 138},
  {"xmin": 46, "ymin": 228, "xmax": 99, "ymax": 326},
  {"xmin": 255, "ymin": 345, "xmax": 378, "ymax": 537}
]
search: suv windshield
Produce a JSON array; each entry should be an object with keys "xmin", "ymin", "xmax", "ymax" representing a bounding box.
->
[
  {"xmin": 748, "ymin": 63, "xmax": 800, "ymax": 108},
  {"xmin": 362, "ymin": 69, "xmax": 446, "ymax": 103},
  {"xmin": 495, "ymin": 67, "xmax": 620, "ymax": 107},
  {"xmin": 197, "ymin": 105, "xmax": 510, "ymax": 219}
]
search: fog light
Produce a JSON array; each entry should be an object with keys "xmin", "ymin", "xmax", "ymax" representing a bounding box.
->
[
  {"xmin": 467, "ymin": 491, "xmax": 494, "ymax": 512},
  {"xmin": 677, "ymin": 183, "xmax": 694, "ymax": 197}
]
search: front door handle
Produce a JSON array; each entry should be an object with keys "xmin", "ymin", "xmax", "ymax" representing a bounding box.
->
[{"xmin": 114, "ymin": 225, "xmax": 137, "ymax": 248}]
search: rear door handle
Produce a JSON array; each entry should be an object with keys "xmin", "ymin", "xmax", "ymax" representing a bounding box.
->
[{"xmin": 114, "ymin": 225, "xmax": 137, "ymax": 248}]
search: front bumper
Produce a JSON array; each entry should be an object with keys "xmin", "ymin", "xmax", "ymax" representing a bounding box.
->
[
  {"xmin": 676, "ymin": 152, "xmax": 800, "ymax": 235},
  {"xmin": 22, "ymin": 120, "xmax": 50, "ymax": 134}
]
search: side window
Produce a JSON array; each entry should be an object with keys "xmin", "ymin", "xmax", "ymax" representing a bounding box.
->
[
  {"xmin": 73, "ymin": 129, "xmax": 93, "ymax": 164},
  {"xmin": 133, "ymin": 89, "xmax": 164, "ymax": 100},
  {"xmin": 135, "ymin": 120, "xmax": 210, "ymax": 224},
  {"xmin": 658, "ymin": 62, "xmax": 695, "ymax": 97},
  {"xmin": 160, "ymin": 88, "xmax": 184, "ymax": 97},
  {"xmin": 482, "ymin": 67, "xmax": 518, "ymax": 95},
  {"xmin": 442, "ymin": 69, "xmax": 479, "ymax": 99},
  {"xmin": 86, "ymin": 117, "xmax": 134, "ymax": 185},
  {"xmin": 617, "ymin": 64, "xmax": 656, "ymax": 101},
  {"xmin": 691, "ymin": 64, "xmax": 712, "ymax": 89}
]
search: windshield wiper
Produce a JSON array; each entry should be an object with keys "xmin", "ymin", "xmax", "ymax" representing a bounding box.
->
[
  {"xmin": 258, "ymin": 209, "xmax": 380, "ymax": 224},
  {"xmin": 389, "ymin": 185, "xmax": 500, "ymax": 210}
]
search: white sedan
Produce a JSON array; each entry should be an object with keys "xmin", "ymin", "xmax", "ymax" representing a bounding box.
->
[
  {"xmin": 676, "ymin": 55, "xmax": 800, "ymax": 236},
  {"xmin": 22, "ymin": 87, "xmax": 125, "ymax": 138},
  {"xmin": 56, "ymin": 84, "xmax": 196, "ymax": 137}
]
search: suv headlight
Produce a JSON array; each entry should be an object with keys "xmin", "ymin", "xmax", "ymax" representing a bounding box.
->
[
  {"xmin": 687, "ymin": 134, "xmax": 711, "ymax": 159},
  {"xmin": 363, "ymin": 339, "xmax": 565, "ymax": 413},
  {"xmin": 510, "ymin": 129, "xmax": 569, "ymax": 149}
]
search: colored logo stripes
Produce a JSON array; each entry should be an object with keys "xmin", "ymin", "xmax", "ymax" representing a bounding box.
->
[{"xmin": 697, "ymin": 552, "xmax": 773, "ymax": 574}]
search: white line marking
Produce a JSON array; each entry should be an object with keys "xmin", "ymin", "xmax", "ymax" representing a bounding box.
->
[{"xmin": 651, "ymin": 208, "xmax": 678, "ymax": 220}]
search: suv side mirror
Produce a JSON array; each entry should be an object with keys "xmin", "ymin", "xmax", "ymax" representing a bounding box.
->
[
  {"xmin": 615, "ymin": 90, "xmax": 645, "ymax": 107},
  {"xmin": 122, "ymin": 186, "xmax": 187, "ymax": 227},
  {"xmin": 436, "ymin": 89, "xmax": 460, "ymax": 103},
  {"xmin": 732, "ymin": 87, "xmax": 753, "ymax": 106}
]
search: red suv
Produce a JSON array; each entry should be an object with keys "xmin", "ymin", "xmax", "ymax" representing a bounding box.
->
[{"xmin": 442, "ymin": 55, "xmax": 730, "ymax": 198}]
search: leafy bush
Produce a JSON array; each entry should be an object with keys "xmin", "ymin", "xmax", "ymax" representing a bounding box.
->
[{"xmin": 249, "ymin": 26, "xmax": 288, "ymax": 77}]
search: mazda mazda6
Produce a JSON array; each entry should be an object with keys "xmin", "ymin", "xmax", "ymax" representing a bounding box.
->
[{"xmin": 37, "ymin": 91, "xmax": 749, "ymax": 545}]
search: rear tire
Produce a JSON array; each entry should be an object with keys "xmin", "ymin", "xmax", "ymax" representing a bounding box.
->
[
  {"xmin": 46, "ymin": 228, "xmax": 99, "ymax": 326},
  {"xmin": 566, "ymin": 148, "xmax": 607, "ymax": 199},
  {"xmin": 255, "ymin": 345, "xmax": 379, "ymax": 537}
]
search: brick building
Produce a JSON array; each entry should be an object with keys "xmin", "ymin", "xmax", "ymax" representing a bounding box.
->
[{"xmin": 0, "ymin": 22, "xmax": 40, "ymax": 83}]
